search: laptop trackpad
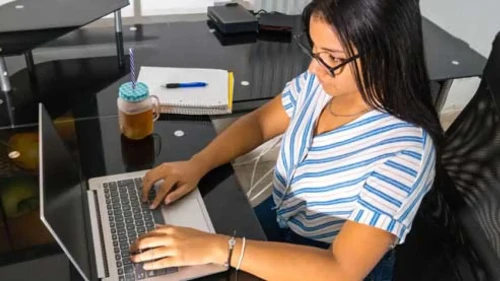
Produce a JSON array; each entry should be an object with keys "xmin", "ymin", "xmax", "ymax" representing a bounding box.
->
[{"xmin": 160, "ymin": 193, "xmax": 211, "ymax": 232}]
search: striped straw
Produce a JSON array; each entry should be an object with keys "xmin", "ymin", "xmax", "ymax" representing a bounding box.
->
[{"xmin": 129, "ymin": 48, "xmax": 136, "ymax": 89}]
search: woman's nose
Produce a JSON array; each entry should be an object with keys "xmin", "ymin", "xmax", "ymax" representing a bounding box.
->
[{"xmin": 308, "ymin": 59, "xmax": 322, "ymax": 76}]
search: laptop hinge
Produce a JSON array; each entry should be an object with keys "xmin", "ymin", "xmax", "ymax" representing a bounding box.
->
[{"xmin": 87, "ymin": 190, "xmax": 109, "ymax": 278}]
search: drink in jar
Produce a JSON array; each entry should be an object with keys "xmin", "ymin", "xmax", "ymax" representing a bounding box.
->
[{"xmin": 117, "ymin": 82, "xmax": 160, "ymax": 140}]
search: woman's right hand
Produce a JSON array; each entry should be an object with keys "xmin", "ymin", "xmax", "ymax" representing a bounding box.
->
[{"xmin": 142, "ymin": 158, "xmax": 207, "ymax": 209}]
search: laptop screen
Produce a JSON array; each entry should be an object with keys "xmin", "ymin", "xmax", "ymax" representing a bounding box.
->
[{"xmin": 38, "ymin": 104, "xmax": 92, "ymax": 281}]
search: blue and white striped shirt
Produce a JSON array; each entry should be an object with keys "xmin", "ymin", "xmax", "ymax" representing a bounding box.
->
[{"xmin": 273, "ymin": 71, "xmax": 436, "ymax": 244}]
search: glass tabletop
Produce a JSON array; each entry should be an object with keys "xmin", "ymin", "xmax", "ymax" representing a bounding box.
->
[
  {"xmin": 1, "ymin": 11, "xmax": 486, "ymax": 129},
  {"xmin": 0, "ymin": 14, "xmax": 310, "ymax": 128},
  {"xmin": 0, "ymin": 113, "xmax": 265, "ymax": 280}
]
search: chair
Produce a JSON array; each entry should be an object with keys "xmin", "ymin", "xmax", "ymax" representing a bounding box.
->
[{"xmin": 394, "ymin": 31, "xmax": 500, "ymax": 281}]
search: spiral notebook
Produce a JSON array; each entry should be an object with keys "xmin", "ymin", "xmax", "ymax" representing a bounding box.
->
[{"xmin": 137, "ymin": 66, "xmax": 234, "ymax": 115}]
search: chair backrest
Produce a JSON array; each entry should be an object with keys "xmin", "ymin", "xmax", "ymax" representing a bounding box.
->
[
  {"xmin": 440, "ymin": 31, "xmax": 500, "ymax": 280},
  {"xmin": 394, "ymin": 31, "xmax": 500, "ymax": 281}
]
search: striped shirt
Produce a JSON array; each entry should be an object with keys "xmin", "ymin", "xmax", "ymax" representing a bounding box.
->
[{"xmin": 273, "ymin": 71, "xmax": 436, "ymax": 244}]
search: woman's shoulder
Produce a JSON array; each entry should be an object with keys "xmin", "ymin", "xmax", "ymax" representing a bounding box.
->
[
  {"xmin": 367, "ymin": 110, "xmax": 435, "ymax": 157},
  {"xmin": 312, "ymin": 110, "xmax": 434, "ymax": 162},
  {"xmin": 284, "ymin": 71, "xmax": 319, "ymax": 96},
  {"xmin": 281, "ymin": 71, "xmax": 323, "ymax": 117}
]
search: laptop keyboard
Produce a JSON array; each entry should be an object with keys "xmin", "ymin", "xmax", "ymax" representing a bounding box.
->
[{"xmin": 104, "ymin": 178, "xmax": 179, "ymax": 280}]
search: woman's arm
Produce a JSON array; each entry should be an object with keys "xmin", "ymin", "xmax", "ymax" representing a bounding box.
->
[
  {"xmin": 131, "ymin": 221, "xmax": 396, "ymax": 281},
  {"xmin": 219, "ymin": 222, "xmax": 396, "ymax": 281},
  {"xmin": 143, "ymin": 95, "xmax": 290, "ymax": 207},
  {"xmin": 192, "ymin": 94, "xmax": 290, "ymax": 175}
]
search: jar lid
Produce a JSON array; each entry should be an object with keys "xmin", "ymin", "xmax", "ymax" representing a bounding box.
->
[{"xmin": 119, "ymin": 82, "xmax": 150, "ymax": 102}]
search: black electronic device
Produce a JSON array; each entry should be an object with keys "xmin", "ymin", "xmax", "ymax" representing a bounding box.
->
[
  {"xmin": 206, "ymin": 20, "xmax": 257, "ymax": 46},
  {"xmin": 207, "ymin": 3, "xmax": 258, "ymax": 35},
  {"xmin": 258, "ymin": 13, "xmax": 295, "ymax": 33}
]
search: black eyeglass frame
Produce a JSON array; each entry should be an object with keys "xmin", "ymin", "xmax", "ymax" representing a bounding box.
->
[{"xmin": 294, "ymin": 33, "xmax": 361, "ymax": 77}]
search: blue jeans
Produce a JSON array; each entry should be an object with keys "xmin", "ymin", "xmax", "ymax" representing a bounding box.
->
[{"xmin": 254, "ymin": 196, "xmax": 395, "ymax": 281}]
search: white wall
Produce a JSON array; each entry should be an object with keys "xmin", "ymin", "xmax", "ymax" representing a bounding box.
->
[
  {"xmin": 140, "ymin": 0, "xmax": 214, "ymax": 16},
  {"xmin": 0, "ymin": 0, "xmax": 15, "ymax": 6},
  {"xmin": 102, "ymin": 0, "xmax": 216, "ymax": 18},
  {"xmin": 420, "ymin": 0, "xmax": 500, "ymax": 113},
  {"xmin": 250, "ymin": 0, "xmax": 310, "ymax": 14},
  {"xmin": 421, "ymin": 0, "xmax": 500, "ymax": 58}
]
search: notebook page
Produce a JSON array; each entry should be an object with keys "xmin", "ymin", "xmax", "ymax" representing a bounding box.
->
[{"xmin": 137, "ymin": 66, "xmax": 228, "ymax": 108}]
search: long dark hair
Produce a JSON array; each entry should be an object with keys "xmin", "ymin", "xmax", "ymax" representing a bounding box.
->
[{"xmin": 303, "ymin": 0, "xmax": 444, "ymax": 152}]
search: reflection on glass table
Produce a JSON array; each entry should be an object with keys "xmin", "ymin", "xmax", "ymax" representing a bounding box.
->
[
  {"xmin": 0, "ymin": 110, "xmax": 265, "ymax": 281},
  {"xmin": 0, "ymin": 112, "xmax": 82, "ymax": 263}
]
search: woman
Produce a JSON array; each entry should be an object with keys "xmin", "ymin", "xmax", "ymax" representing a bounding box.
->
[{"xmin": 130, "ymin": 0, "xmax": 443, "ymax": 280}]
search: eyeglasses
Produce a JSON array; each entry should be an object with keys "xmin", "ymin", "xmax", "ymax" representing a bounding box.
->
[{"xmin": 294, "ymin": 33, "xmax": 360, "ymax": 77}]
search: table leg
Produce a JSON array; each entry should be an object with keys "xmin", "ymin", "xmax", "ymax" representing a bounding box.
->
[
  {"xmin": 114, "ymin": 10, "xmax": 125, "ymax": 68},
  {"xmin": 0, "ymin": 56, "xmax": 12, "ymax": 92},
  {"xmin": 435, "ymin": 79, "xmax": 454, "ymax": 113},
  {"xmin": 0, "ymin": 89, "xmax": 15, "ymax": 126},
  {"xmin": 24, "ymin": 51, "xmax": 37, "ymax": 82},
  {"xmin": 0, "ymin": 192, "xmax": 13, "ymax": 251}
]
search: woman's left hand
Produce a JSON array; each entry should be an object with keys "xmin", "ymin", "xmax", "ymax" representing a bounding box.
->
[{"xmin": 130, "ymin": 225, "xmax": 228, "ymax": 270}]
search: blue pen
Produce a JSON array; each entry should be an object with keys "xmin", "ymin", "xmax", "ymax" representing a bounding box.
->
[{"xmin": 164, "ymin": 82, "xmax": 208, "ymax": 89}]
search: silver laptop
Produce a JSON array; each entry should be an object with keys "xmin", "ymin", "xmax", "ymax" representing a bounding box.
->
[{"xmin": 38, "ymin": 104, "xmax": 225, "ymax": 281}]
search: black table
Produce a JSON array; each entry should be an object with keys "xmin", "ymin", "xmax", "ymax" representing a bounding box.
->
[
  {"xmin": 0, "ymin": 113, "xmax": 265, "ymax": 281},
  {"xmin": 0, "ymin": 11, "xmax": 490, "ymax": 281},
  {"xmin": 0, "ymin": 0, "xmax": 129, "ymax": 92},
  {"xmin": 0, "ymin": 14, "xmax": 487, "ymax": 128}
]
